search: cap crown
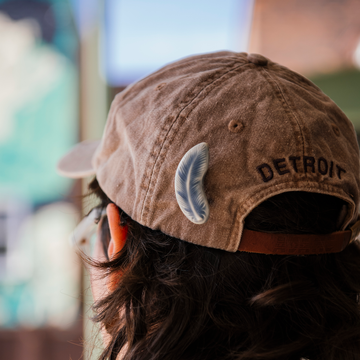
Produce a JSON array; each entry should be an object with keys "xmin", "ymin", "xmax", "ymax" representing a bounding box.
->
[{"xmin": 93, "ymin": 51, "xmax": 360, "ymax": 251}]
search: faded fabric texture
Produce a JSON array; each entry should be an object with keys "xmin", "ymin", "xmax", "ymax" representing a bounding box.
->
[{"xmin": 90, "ymin": 51, "xmax": 360, "ymax": 252}]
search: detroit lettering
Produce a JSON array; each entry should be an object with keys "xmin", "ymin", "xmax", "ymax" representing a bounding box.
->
[{"xmin": 256, "ymin": 156, "xmax": 346, "ymax": 183}]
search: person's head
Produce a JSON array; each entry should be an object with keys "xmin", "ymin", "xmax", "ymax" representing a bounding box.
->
[{"xmin": 59, "ymin": 52, "xmax": 360, "ymax": 360}]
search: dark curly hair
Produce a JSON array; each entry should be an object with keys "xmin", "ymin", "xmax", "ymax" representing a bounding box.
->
[{"xmin": 84, "ymin": 178, "xmax": 360, "ymax": 360}]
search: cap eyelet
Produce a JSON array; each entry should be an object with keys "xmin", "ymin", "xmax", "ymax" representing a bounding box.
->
[
  {"xmin": 155, "ymin": 82, "xmax": 167, "ymax": 91},
  {"xmin": 332, "ymin": 124, "xmax": 340, "ymax": 136},
  {"xmin": 228, "ymin": 120, "xmax": 244, "ymax": 133}
]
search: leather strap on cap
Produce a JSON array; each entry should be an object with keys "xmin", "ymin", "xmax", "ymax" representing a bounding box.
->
[{"xmin": 238, "ymin": 219, "xmax": 360, "ymax": 255}]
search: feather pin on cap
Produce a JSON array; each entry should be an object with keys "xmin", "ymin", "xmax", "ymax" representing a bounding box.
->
[{"xmin": 175, "ymin": 143, "xmax": 210, "ymax": 225}]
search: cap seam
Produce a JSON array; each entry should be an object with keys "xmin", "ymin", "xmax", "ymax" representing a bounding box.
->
[
  {"xmin": 139, "ymin": 63, "xmax": 239, "ymax": 222},
  {"xmin": 140, "ymin": 62, "xmax": 250, "ymax": 224},
  {"xmin": 261, "ymin": 67, "xmax": 306, "ymax": 158},
  {"xmin": 116, "ymin": 54, "xmax": 248, "ymax": 106},
  {"xmin": 271, "ymin": 64, "xmax": 323, "ymax": 95}
]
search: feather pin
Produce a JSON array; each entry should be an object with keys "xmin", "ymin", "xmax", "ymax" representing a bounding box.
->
[{"xmin": 175, "ymin": 142, "xmax": 210, "ymax": 224}]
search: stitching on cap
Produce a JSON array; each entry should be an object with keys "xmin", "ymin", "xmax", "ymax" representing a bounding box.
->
[
  {"xmin": 139, "ymin": 71, "xmax": 234, "ymax": 221},
  {"xmin": 261, "ymin": 68, "xmax": 306, "ymax": 157},
  {"xmin": 140, "ymin": 63, "xmax": 249, "ymax": 223},
  {"xmin": 141, "ymin": 63, "xmax": 247, "ymax": 222},
  {"xmin": 117, "ymin": 54, "xmax": 247, "ymax": 105}
]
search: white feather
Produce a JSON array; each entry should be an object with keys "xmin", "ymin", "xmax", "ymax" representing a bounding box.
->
[{"xmin": 175, "ymin": 142, "xmax": 210, "ymax": 224}]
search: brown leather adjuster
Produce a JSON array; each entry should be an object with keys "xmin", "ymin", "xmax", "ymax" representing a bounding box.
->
[{"xmin": 238, "ymin": 219, "xmax": 360, "ymax": 255}]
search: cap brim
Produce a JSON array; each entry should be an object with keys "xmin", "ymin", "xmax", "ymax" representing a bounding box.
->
[{"xmin": 57, "ymin": 140, "xmax": 100, "ymax": 179}]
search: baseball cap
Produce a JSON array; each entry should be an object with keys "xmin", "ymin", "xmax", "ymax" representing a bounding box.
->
[{"xmin": 57, "ymin": 51, "xmax": 360, "ymax": 255}]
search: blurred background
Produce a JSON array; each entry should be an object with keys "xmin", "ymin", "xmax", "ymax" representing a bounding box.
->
[{"xmin": 0, "ymin": 0, "xmax": 359, "ymax": 359}]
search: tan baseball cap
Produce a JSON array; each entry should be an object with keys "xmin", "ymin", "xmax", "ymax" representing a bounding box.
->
[{"xmin": 58, "ymin": 51, "xmax": 360, "ymax": 254}]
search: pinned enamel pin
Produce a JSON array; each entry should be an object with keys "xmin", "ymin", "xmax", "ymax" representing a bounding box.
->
[{"xmin": 175, "ymin": 142, "xmax": 210, "ymax": 224}]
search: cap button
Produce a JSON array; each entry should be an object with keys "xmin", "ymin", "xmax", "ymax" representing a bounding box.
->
[{"xmin": 247, "ymin": 53, "xmax": 268, "ymax": 66}]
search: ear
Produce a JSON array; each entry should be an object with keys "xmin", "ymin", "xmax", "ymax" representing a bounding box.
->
[
  {"xmin": 106, "ymin": 203, "xmax": 128, "ymax": 260},
  {"xmin": 106, "ymin": 204, "xmax": 128, "ymax": 292}
]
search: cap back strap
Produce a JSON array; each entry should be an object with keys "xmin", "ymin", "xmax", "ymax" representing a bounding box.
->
[{"xmin": 238, "ymin": 219, "xmax": 360, "ymax": 255}]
